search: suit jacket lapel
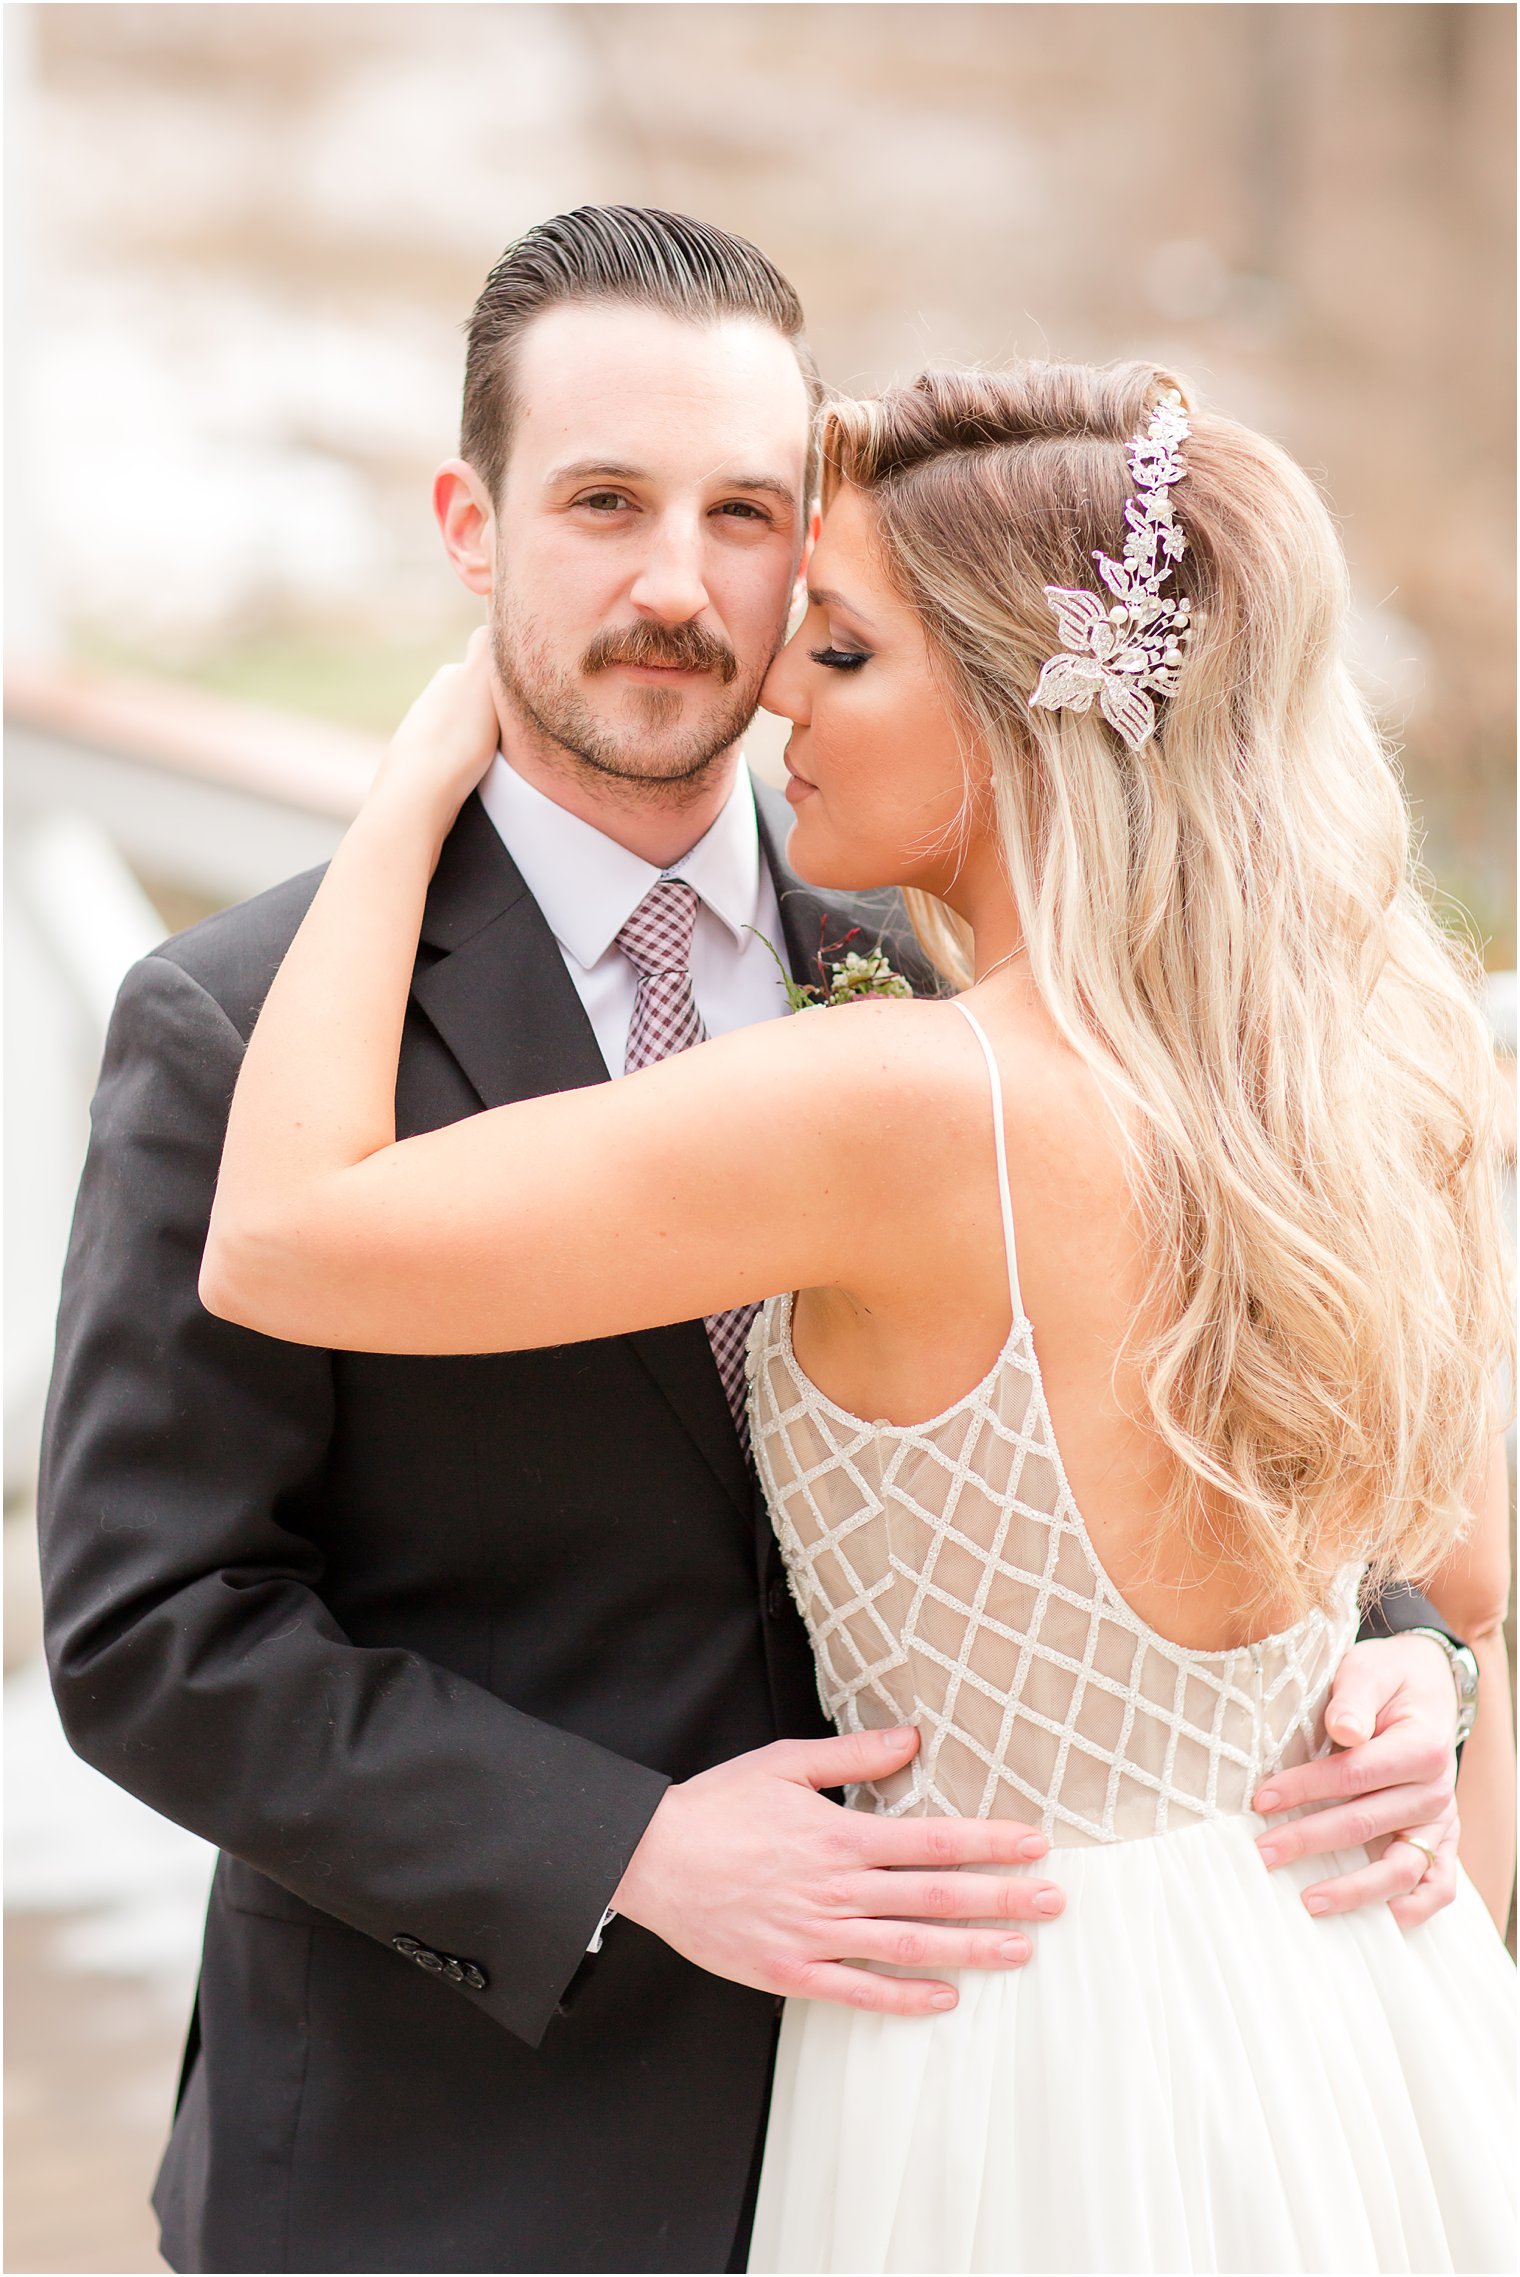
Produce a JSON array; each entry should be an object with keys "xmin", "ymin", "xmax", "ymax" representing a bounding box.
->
[
  {"xmin": 412, "ymin": 797, "xmax": 606, "ymax": 1105},
  {"xmin": 411, "ymin": 795, "xmax": 751, "ymax": 1518}
]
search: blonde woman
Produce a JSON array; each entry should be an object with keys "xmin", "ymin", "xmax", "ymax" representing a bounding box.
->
[{"xmin": 201, "ymin": 363, "xmax": 1515, "ymax": 2273}]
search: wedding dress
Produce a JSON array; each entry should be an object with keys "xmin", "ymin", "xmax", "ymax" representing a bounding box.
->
[{"xmin": 746, "ymin": 1001, "xmax": 1516, "ymax": 2275}]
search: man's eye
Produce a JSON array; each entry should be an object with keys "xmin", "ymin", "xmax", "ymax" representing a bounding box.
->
[
  {"xmin": 715, "ymin": 501, "xmax": 769, "ymax": 521},
  {"xmin": 809, "ymin": 646, "xmax": 870, "ymax": 672},
  {"xmin": 579, "ymin": 492, "xmax": 630, "ymax": 512}
]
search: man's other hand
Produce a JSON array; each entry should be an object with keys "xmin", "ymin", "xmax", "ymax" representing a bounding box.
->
[
  {"xmin": 1251, "ymin": 1634, "xmax": 1461, "ymax": 1927},
  {"xmin": 612, "ymin": 1727, "xmax": 1061, "ymax": 2015}
]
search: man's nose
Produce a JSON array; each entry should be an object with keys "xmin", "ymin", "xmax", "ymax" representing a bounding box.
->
[{"xmin": 628, "ymin": 514, "xmax": 711, "ymax": 624}]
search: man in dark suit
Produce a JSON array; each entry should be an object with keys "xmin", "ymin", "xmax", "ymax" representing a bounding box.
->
[{"xmin": 38, "ymin": 208, "xmax": 1473, "ymax": 2275}]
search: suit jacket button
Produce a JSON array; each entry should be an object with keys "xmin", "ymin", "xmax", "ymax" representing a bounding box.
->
[
  {"xmin": 392, "ymin": 1936, "xmax": 423, "ymax": 1959},
  {"xmin": 460, "ymin": 1963, "xmax": 488, "ymax": 1991},
  {"xmin": 414, "ymin": 1948, "xmax": 444, "ymax": 1971},
  {"xmin": 440, "ymin": 1956, "xmax": 464, "ymax": 1984}
]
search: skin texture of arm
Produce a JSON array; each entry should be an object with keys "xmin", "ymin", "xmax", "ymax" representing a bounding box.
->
[
  {"xmin": 1431, "ymin": 1428, "xmax": 1515, "ymax": 1929},
  {"xmin": 1458, "ymin": 1625, "xmax": 1515, "ymax": 1930}
]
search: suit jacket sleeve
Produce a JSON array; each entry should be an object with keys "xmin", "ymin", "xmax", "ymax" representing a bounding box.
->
[
  {"xmin": 1357, "ymin": 1584, "xmax": 1464, "ymax": 1652},
  {"xmin": 37, "ymin": 949, "xmax": 670, "ymax": 2049}
]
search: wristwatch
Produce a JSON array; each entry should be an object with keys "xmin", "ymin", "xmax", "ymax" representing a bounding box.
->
[{"xmin": 1406, "ymin": 1626, "xmax": 1480, "ymax": 1750}]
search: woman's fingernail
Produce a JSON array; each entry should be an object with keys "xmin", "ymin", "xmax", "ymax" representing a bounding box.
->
[
  {"xmin": 1033, "ymin": 1888, "xmax": 1063, "ymax": 1916},
  {"xmin": 1019, "ymin": 1834, "xmax": 1048, "ymax": 1860},
  {"xmin": 1304, "ymin": 1894, "xmax": 1330, "ymax": 1916},
  {"xmin": 1332, "ymin": 1713, "xmax": 1371, "ymax": 1743},
  {"xmin": 999, "ymin": 1937, "xmax": 1030, "ymax": 1962},
  {"xmin": 1254, "ymin": 1789, "xmax": 1280, "ymax": 1814},
  {"xmin": 930, "ymin": 1989, "xmax": 957, "ymax": 2009},
  {"xmin": 1257, "ymin": 1843, "xmax": 1281, "ymax": 1868}
]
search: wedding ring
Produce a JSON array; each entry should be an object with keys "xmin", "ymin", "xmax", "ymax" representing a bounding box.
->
[{"xmin": 1401, "ymin": 1836, "xmax": 1439, "ymax": 1877}]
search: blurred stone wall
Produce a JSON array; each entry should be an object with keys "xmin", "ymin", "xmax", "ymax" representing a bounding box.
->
[{"xmin": 21, "ymin": 1, "xmax": 1515, "ymax": 947}]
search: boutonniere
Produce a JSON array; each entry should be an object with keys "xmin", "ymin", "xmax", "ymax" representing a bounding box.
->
[{"xmin": 747, "ymin": 926, "xmax": 914, "ymax": 1012}]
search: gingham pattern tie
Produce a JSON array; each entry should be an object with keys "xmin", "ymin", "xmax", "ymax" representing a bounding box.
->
[{"xmin": 617, "ymin": 879, "xmax": 760, "ymax": 1450}]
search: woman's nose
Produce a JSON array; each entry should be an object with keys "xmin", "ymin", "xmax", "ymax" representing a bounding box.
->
[{"xmin": 760, "ymin": 619, "xmax": 812, "ymax": 723}]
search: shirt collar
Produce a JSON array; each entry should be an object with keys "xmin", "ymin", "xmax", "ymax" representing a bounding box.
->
[{"xmin": 478, "ymin": 750, "xmax": 764, "ymax": 970}]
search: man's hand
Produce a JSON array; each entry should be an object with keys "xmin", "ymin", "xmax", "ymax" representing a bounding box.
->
[
  {"xmin": 613, "ymin": 1726, "xmax": 1062, "ymax": 2015},
  {"xmin": 1251, "ymin": 1634, "xmax": 1461, "ymax": 1928}
]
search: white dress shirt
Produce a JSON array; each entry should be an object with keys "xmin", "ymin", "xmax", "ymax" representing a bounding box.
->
[{"xmin": 477, "ymin": 750, "xmax": 791, "ymax": 1076}]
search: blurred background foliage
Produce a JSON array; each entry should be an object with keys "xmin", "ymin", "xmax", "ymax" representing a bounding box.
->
[{"xmin": 14, "ymin": 0, "xmax": 1515, "ymax": 955}]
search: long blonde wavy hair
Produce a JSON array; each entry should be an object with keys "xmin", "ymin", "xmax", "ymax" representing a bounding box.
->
[{"xmin": 823, "ymin": 361, "xmax": 1512, "ymax": 1620}]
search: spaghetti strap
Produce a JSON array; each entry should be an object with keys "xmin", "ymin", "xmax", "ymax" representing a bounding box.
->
[{"xmin": 950, "ymin": 999, "xmax": 1024, "ymax": 1324}]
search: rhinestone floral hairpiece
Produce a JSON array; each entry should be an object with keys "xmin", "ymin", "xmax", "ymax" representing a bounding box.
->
[{"xmin": 1029, "ymin": 387, "xmax": 1193, "ymax": 751}]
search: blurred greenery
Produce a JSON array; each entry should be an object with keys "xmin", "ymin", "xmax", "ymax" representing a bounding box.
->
[{"xmin": 76, "ymin": 625, "xmax": 479, "ymax": 741}]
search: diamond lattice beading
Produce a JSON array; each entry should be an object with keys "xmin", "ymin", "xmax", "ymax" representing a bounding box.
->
[{"xmin": 749, "ymin": 1296, "xmax": 1361, "ymax": 1849}]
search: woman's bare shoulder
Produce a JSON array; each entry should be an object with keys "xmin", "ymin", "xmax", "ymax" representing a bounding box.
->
[
  {"xmin": 677, "ymin": 992, "xmax": 986, "ymax": 1177},
  {"xmin": 776, "ymin": 988, "xmax": 1117, "ymax": 1127},
  {"xmin": 769, "ymin": 990, "xmax": 986, "ymax": 1098}
]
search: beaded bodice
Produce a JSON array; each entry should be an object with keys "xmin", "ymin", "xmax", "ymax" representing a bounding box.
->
[{"xmin": 748, "ymin": 1005, "xmax": 1363, "ymax": 1849}]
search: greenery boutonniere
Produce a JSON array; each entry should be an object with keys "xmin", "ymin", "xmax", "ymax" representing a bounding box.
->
[{"xmin": 747, "ymin": 926, "xmax": 914, "ymax": 1012}]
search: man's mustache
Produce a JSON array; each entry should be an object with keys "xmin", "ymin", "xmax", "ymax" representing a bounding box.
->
[{"xmin": 582, "ymin": 620, "xmax": 738, "ymax": 684}]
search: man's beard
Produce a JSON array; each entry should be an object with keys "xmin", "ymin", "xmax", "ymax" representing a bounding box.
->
[{"xmin": 491, "ymin": 603, "xmax": 775, "ymax": 796}]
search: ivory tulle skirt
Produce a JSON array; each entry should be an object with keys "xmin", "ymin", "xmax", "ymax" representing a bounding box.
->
[{"xmin": 749, "ymin": 1815, "xmax": 1517, "ymax": 2274}]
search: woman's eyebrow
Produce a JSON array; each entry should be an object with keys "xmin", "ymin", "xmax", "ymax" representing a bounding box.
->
[{"xmin": 808, "ymin": 585, "xmax": 878, "ymax": 634}]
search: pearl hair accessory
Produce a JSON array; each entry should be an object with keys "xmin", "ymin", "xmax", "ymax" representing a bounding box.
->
[{"xmin": 1029, "ymin": 387, "xmax": 1194, "ymax": 751}]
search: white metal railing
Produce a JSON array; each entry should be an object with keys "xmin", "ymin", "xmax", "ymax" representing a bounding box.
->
[{"xmin": 18, "ymin": 813, "xmax": 166, "ymax": 1030}]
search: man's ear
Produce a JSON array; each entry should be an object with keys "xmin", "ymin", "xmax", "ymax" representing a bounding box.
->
[{"xmin": 434, "ymin": 460, "xmax": 496, "ymax": 597}]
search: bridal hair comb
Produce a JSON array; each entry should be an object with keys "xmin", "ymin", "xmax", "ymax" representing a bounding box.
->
[{"xmin": 1029, "ymin": 388, "xmax": 1193, "ymax": 751}]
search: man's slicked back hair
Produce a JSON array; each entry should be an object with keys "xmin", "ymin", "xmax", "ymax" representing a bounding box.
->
[{"xmin": 461, "ymin": 204, "xmax": 823, "ymax": 502}]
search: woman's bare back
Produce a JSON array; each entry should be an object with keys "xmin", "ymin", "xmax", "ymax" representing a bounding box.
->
[{"xmin": 787, "ymin": 985, "xmax": 1291, "ymax": 1655}]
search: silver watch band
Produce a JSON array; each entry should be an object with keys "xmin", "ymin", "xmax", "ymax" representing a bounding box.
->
[{"xmin": 1405, "ymin": 1625, "xmax": 1480, "ymax": 1749}]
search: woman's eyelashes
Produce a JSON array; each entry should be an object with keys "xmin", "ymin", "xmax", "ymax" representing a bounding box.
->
[{"xmin": 809, "ymin": 645, "xmax": 871, "ymax": 672}]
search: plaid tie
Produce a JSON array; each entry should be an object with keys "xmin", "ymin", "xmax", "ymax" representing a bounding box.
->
[{"xmin": 617, "ymin": 879, "xmax": 760, "ymax": 1449}]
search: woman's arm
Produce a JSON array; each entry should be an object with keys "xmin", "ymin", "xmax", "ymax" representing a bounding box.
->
[
  {"xmin": 200, "ymin": 642, "xmax": 926, "ymax": 1354},
  {"xmin": 1425, "ymin": 1426, "xmax": 1516, "ymax": 1932}
]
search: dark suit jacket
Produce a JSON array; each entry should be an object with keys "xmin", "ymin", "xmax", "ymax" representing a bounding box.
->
[
  {"xmin": 37, "ymin": 785, "xmax": 934, "ymax": 2275},
  {"xmin": 36, "ymin": 783, "xmax": 1456, "ymax": 2275}
]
